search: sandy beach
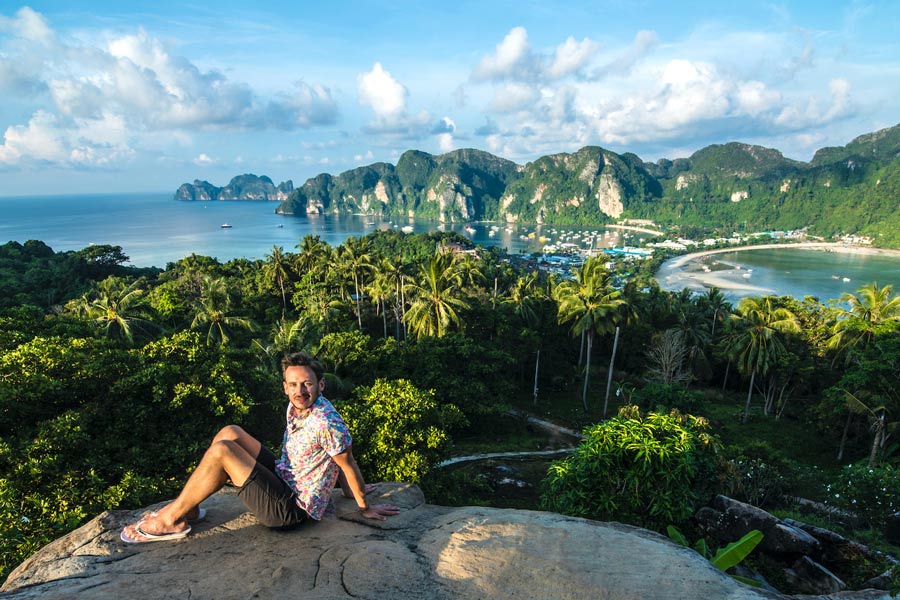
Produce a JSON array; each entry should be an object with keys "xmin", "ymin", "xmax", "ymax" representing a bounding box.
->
[{"xmin": 654, "ymin": 242, "xmax": 900, "ymax": 296}]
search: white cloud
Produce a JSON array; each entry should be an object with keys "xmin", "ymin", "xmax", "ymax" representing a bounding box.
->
[
  {"xmin": 547, "ymin": 36, "xmax": 600, "ymax": 79},
  {"xmin": 437, "ymin": 133, "xmax": 454, "ymax": 152},
  {"xmin": 0, "ymin": 110, "xmax": 134, "ymax": 166},
  {"xmin": 194, "ymin": 153, "xmax": 216, "ymax": 166},
  {"xmin": 0, "ymin": 8, "xmax": 338, "ymax": 168},
  {"xmin": 735, "ymin": 81, "xmax": 781, "ymax": 116},
  {"xmin": 0, "ymin": 6, "xmax": 54, "ymax": 44},
  {"xmin": 358, "ymin": 62, "xmax": 408, "ymax": 120},
  {"xmin": 353, "ymin": 150, "xmax": 375, "ymax": 162},
  {"xmin": 592, "ymin": 30, "xmax": 658, "ymax": 79},
  {"xmin": 774, "ymin": 78, "xmax": 853, "ymax": 128},
  {"xmin": 0, "ymin": 110, "xmax": 66, "ymax": 164},
  {"xmin": 489, "ymin": 82, "xmax": 541, "ymax": 113},
  {"xmin": 474, "ymin": 27, "xmax": 600, "ymax": 83},
  {"xmin": 357, "ymin": 62, "xmax": 434, "ymax": 138},
  {"xmin": 473, "ymin": 26, "xmax": 532, "ymax": 81}
]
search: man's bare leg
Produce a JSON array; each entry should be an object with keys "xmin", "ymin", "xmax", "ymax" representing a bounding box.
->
[{"xmin": 124, "ymin": 426, "xmax": 263, "ymax": 538}]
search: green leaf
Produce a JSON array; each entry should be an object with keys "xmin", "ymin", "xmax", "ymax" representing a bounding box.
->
[
  {"xmin": 711, "ymin": 530, "xmax": 763, "ymax": 572},
  {"xmin": 666, "ymin": 525, "xmax": 688, "ymax": 547}
]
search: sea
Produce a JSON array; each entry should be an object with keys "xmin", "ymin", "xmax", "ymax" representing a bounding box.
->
[{"xmin": 2, "ymin": 192, "xmax": 900, "ymax": 303}]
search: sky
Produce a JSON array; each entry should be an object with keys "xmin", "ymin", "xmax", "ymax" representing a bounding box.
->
[{"xmin": 1, "ymin": 1, "xmax": 899, "ymax": 196}]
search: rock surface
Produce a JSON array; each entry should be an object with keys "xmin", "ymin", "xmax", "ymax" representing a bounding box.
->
[{"xmin": 1, "ymin": 484, "xmax": 893, "ymax": 600}]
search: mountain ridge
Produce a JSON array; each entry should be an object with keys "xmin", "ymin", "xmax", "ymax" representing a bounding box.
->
[{"xmin": 175, "ymin": 123, "xmax": 900, "ymax": 247}]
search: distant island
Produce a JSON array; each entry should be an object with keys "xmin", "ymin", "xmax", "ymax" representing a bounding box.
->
[
  {"xmin": 175, "ymin": 123, "xmax": 900, "ymax": 248},
  {"xmin": 175, "ymin": 174, "xmax": 293, "ymax": 201}
]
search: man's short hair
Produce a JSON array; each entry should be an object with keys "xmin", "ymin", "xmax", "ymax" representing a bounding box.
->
[{"xmin": 281, "ymin": 352, "xmax": 325, "ymax": 381}]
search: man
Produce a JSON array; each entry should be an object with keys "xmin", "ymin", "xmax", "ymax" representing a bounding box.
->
[{"xmin": 121, "ymin": 352, "xmax": 398, "ymax": 543}]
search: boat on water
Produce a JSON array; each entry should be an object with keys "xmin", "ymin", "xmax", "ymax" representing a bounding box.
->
[
  {"xmin": 401, "ymin": 225, "xmax": 414, "ymax": 234},
  {"xmin": 221, "ymin": 224, "xmax": 233, "ymax": 229},
  {"xmin": 465, "ymin": 226, "xmax": 476, "ymax": 234}
]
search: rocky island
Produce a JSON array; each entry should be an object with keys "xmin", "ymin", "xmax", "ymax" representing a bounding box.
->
[{"xmin": 175, "ymin": 174, "xmax": 293, "ymax": 201}]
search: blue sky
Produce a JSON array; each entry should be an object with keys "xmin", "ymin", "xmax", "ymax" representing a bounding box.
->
[{"xmin": 1, "ymin": 1, "xmax": 899, "ymax": 195}]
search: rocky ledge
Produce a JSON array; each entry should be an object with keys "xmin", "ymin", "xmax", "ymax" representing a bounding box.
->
[{"xmin": 1, "ymin": 483, "xmax": 893, "ymax": 600}]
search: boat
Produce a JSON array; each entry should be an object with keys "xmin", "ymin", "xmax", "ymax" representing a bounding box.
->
[
  {"xmin": 401, "ymin": 225, "xmax": 414, "ymax": 234},
  {"xmin": 842, "ymin": 277, "xmax": 851, "ymax": 282},
  {"xmin": 221, "ymin": 224, "xmax": 233, "ymax": 229},
  {"xmin": 465, "ymin": 226, "xmax": 476, "ymax": 234}
]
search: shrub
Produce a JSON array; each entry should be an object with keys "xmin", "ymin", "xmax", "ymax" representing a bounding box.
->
[
  {"xmin": 632, "ymin": 382, "xmax": 706, "ymax": 413},
  {"xmin": 338, "ymin": 379, "xmax": 465, "ymax": 484},
  {"xmin": 722, "ymin": 441, "xmax": 793, "ymax": 509},
  {"xmin": 825, "ymin": 463, "xmax": 900, "ymax": 528},
  {"xmin": 540, "ymin": 406, "xmax": 723, "ymax": 531}
]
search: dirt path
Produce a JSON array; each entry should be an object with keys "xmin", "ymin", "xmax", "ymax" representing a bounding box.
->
[{"xmin": 436, "ymin": 410, "xmax": 582, "ymax": 468}]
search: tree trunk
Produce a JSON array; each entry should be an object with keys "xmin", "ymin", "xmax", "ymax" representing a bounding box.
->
[
  {"xmin": 837, "ymin": 410, "xmax": 853, "ymax": 461},
  {"xmin": 381, "ymin": 299, "xmax": 388, "ymax": 338},
  {"xmin": 533, "ymin": 349, "xmax": 541, "ymax": 406},
  {"xmin": 354, "ymin": 275, "xmax": 363, "ymax": 330},
  {"xmin": 603, "ymin": 326, "xmax": 620, "ymax": 419},
  {"xmin": 775, "ymin": 382, "xmax": 790, "ymax": 419},
  {"xmin": 742, "ymin": 370, "xmax": 756, "ymax": 424},
  {"xmin": 578, "ymin": 330, "xmax": 585, "ymax": 367},
  {"xmin": 722, "ymin": 360, "xmax": 731, "ymax": 393},
  {"xmin": 868, "ymin": 413, "xmax": 885, "ymax": 467},
  {"xmin": 581, "ymin": 331, "xmax": 592, "ymax": 412}
]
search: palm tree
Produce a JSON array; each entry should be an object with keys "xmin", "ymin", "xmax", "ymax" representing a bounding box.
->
[
  {"xmin": 698, "ymin": 286, "xmax": 731, "ymax": 339},
  {"xmin": 404, "ymin": 252, "xmax": 470, "ymax": 339},
  {"xmin": 339, "ymin": 237, "xmax": 374, "ymax": 330},
  {"xmin": 190, "ymin": 276, "xmax": 255, "ymax": 346},
  {"xmin": 294, "ymin": 234, "xmax": 329, "ymax": 294},
  {"xmin": 66, "ymin": 278, "xmax": 151, "ymax": 345},
  {"xmin": 724, "ymin": 296, "xmax": 800, "ymax": 423},
  {"xmin": 827, "ymin": 282, "xmax": 900, "ymax": 363},
  {"xmin": 367, "ymin": 267, "xmax": 395, "ymax": 338},
  {"xmin": 252, "ymin": 316, "xmax": 311, "ymax": 371},
  {"xmin": 504, "ymin": 271, "xmax": 541, "ymax": 329},
  {"xmin": 376, "ymin": 257, "xmax": 409, "ymax": 339},
  {"xmin": 554, "ymin": 257, "xmax": 626, "ymax": 412},
  {"xmin": 263, "ymin": 245, "xmax": 291, "ymax": 316},
  {"xmin": 844, "ymin": 390, "xmax": 896, "ymax": 467}
]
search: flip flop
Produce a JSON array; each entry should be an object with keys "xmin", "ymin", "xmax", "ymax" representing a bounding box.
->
[
  {"xmin": 120, "ymin": 520, "xmax": 191, "ymax": 544},
  {"xmin": 146, "ymin": 507, "xmax": 206, "ymax": 523}
]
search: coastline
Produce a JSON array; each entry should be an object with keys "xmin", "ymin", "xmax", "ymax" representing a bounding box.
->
[{"xmin": 654, "ymin": 242, "xmax": 900, "ymax": 296}]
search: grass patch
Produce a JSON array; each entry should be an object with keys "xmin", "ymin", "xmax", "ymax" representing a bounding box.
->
[{"xmin": 451, "ymin": 412, "xmax": 558, "ymax": 455}]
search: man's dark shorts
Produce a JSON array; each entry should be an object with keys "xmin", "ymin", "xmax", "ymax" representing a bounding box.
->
[{"xmin": 236, "ymin": 446, "xmax": 309, "ymax": 529}]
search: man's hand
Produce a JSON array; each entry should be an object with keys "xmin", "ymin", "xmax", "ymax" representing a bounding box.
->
[{"xmin": 360, "ymin": 504, "xmax": 400, "ymax": 521}]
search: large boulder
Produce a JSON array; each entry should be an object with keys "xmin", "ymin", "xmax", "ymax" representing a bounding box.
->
[
  {"xmin": 1, "ymin": 484, "xmax": 893, "ymax": 600},
  {"xmin": 695, "ymin": 495, "xmax": 820, "ymax": 556}
]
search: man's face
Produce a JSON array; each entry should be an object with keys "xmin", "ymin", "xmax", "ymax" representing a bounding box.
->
[{"xmin": 283, "ymin": 365, "xmax": 325, "ymax": 413}]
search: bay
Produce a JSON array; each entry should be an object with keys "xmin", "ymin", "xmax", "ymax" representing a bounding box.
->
[
  {"xmin": 656, "ymin": 246, "xmax": 900, "ymax": 304},
  {"xmin": 0, "ymin": 192, "xmax": 546, "ymax": 268},
  {"xmin": 4, "ymin": 192, "xmax": 900, "ymax": 303}
]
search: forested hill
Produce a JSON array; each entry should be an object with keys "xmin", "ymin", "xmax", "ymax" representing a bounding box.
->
[{"xmin": 181, "ymin": 123, "xmax": 900, "ymax": 247}]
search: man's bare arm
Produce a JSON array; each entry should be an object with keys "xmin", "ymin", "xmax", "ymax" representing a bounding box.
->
[{"xmin": 332, "ymin": 447, "xmax": 400, "ymax": 521}]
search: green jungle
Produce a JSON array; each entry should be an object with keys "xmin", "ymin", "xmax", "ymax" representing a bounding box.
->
[{"xmin": 1, "ymin": 229, "xmax": 899, "ymax": 593}]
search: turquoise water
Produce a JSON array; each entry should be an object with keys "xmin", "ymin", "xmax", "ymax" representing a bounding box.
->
[
  {"xmin": 657, "ymin": 247, "xmax": 900, "ymax": 303},
  {"xmin": 0, "ymin": 193, "xmax": 543, "ymax": 268},
  {"xmin": 3, "ymin": 193, "xmax": 899, "ymax": 302}
]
